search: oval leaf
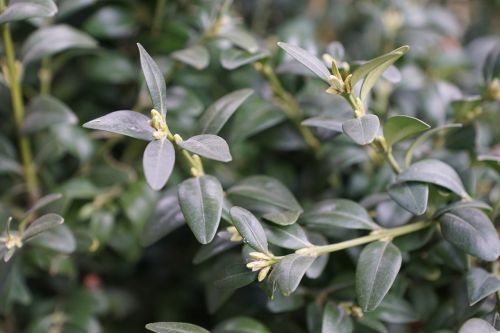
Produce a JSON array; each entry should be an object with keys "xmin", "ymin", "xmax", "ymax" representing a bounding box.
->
[
  {"xmin": 0, "ymin": 0, "xmax": 57, "ymax": 24},
  {"xmin": 277, "ymin": 42, "xmax": 330, "ymax": 82},
  {"xmin": 199, "ymin": 89, "xmax": 254, "ymax": 134},
  {"xmin": 458, "ymin": 318, "xmax": 497, "ymax": 333},
  {"xmin": 146, "ymin": 322, "xmax": 210, "ymax": 333},
  {"xmin": 268, "ymin": 253, "xmax": 315, "ymax": 296},
  {"xmin": 383, "ymin": 115, "xmax": 430, "ymax": 147},
  {"xmin": 220, "ymin": 49, "xmax": 269, "ymax": 70},
  {"xmin": 178, "ymin": 134, "xmax": 232, "ymax": 162},
  {"xmin": 29, "ymin": 224, "xmax": 76, "ymax": 254},
  {"xmin": 322, "ymin": 302, "xmax": 353, "ymax": 333},
  {"xmin": 137, "ymin": 43, "xmax": 168, "ymax": 117},
  {"xmin": 143, "ymin": 139, "xmax": 175, "ymax": 191},
  {"xmin": 172, "ymin": 45, "xmax": 210, "ymax": 70},
  {"xmin": 22, "ymin": 213, "xmax": 64, "ymax": 241},
  {"xmin": 83, "ymin": 110, "xmax": 153, "ymax": 140},
  {"xmin": 342, "ymin": 114, "xmax": 380, "ymax": 145},
  {"xmin": 264, "ymin": 223, "xmax": 312, "ymax": 250},
  {"xmin": 439, "ymin": 207, "xmax": 500, "ymax": 261},
  {"xmin": 229, "ymin": 206, "xmax": 268, "ymax": 254},
  {"xmin": 178, "ymin": 175, "xmax": 224, "ymax": 244},
  {"xmin": 23, "ymin": 95, "xmax": 77, "ymax": 134},
  {"xmin": 213, "ymin": 316, "xmax": 271, "ymax": 333},
  {"xmin": 356, "ymin": 241, "xmax": 402, "ymax": 311},
  {"xmin": 387, "ymin": 182, "xmax": 428, "ymax": 216},
  {"xmin": 262, "ymin": 210, "xmax": 300, "ymax": 226},
  {"xmin": 466, "ymin": 267, "xmax": 500, "ymax": 306}
]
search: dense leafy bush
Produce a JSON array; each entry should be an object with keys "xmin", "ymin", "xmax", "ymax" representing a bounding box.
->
[{"xmin": 1, "ymin": 0, "xmax": 499, "ymax": 332}]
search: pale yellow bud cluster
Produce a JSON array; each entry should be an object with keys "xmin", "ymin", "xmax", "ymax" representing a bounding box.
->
[
  {"xmin": 340, "ymin": 302, "xmax": 364, "ymax": 318},
  {"xmin": 226, "ymin": 226, "xmax": 243, "ymax": 242},
  {"xmin": 325, "ymin": 72, "xmax": 352, "ymax": 96},
  {"xmin": 486, "ymin": 78, "xmax": 500, "ymax": 101},
  {"xmin": 149, "ymin": 109, "xmax": 169, "ymax": 140},
  {"xmin": 246, "ymin": 251, "xmax": 275, "ymax": 282},
  {"xmin": 2, "ymin": 232, "xmax": 23, "ymax": 250}
]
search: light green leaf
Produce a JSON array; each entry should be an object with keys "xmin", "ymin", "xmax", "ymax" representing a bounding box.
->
[
  {"xmin": 356, "ymin": 241, "xmax": 402, "ymax": 311},
  {"xmin": 220, "ymin": 49, "xmax": 269, "ymax": 70},
  {"xmin": 23, "ymin": 193, "xmax": 62, "ymax": 217},
  {"xmin": 439, "ymin": 207, "xmax": 500, "ymax": 261},
  {"xmin": 277, "ymin": 42, "xmax": 330, "ymax": 82},
  {"xmin": 29, "ymin": 224, "xmax": 76, "ymax": 254},
  {"xmin": 22, "ymin": 24, "xmax": 97, "ymax": 64},
  {"xmin": 322, "ymin": 301, "xmax": 353, "ymax": 333},
  {"xmin": 84, "ymin": 6, "xmax": 137, "ymax": 38},
  {"xmin": 262, "ymin": 210, "xmax": 300, "ymax": 226},
  {"xmin": 199, "ymin": 89, "xmax": 254, "ymax": 134},
  {"xmin": 143, "ymin": 139, "xmax": 175, "ymax": 191},
  {"xmin": 83, "ymin": 110, "xmax": 153, "ymax": 141},
  {"xmin": 342, "ymin": 114, "xmax": 380, "ymax": 145},
  {"xmin": 383, "ymin": 115, "xmax": 430, "ymax": 147},
  {"xmin": 213, "ymin": 317, "xmax": 271, "ymax": 333},
  {"xmin": 268, "ymin": 253, "xmax": 315, "ymax": 296},
  {"xmin": 138, "ymin": 43, "xmax": 168, "ymax": 117},
  {"xmin": 466, "ymin": 267, "xmax": 500, "ymax": 306},
  {"xmin": 57, "ymin": 0, "xmax": 96, "ymax": 18},
  {"xmin": 178, "ymin": 175, "xmax": 223, "ymax": 244},
  {"xmin": 172, "ymin": 45, "xmax": 210, "ymax": 70},
  {"xmin": 387, "ymin": 182, "xmax": 428, "ymax": 216},
  {"xmin": 178, "ymin": 134, "xmax": 232, "ymax": 162},
  {"xmin": 141, "ymin": 188, "xmax": 185, "ymax": 246},
  {"xmin": 227, "ymin": 176, "xmax": 302, "ymax": 213},
  {"xmin": 264, "ymin": 223, "xmax": 311, "ymax": 250},
  {"xmin": 22, "ymin": 213, "xmax": 64, "ymax": 241},
  {"xmin": 23, "ymin": 95, "xmax": 77, "ymax": 134},
  {"xmin": 145, "ymin": 322, "xmax": 210, "ymax": 333},
  {"xmin": 396, "ymin": 159, "xmax": 470, "ymax": 198},
  {"xmin": 0, "ymin": 0, "xmax": 57, "ymax": 24},
  {"xmin": 220, "ymin": 28, "xmax": 259, "ymax": 53},
  {"xmin": 458, "ymin": 318, "xmax": 497, "ymax": 333},
  {"xmin": 229, "ymin": 206, "xmax": 268, "ymax": 253},
  {"xmin": 302, "ymin": 199, "xmax": 379, "ymax": 230}
]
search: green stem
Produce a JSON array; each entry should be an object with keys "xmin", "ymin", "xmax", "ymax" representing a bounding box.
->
[
  {"xmin": 258, "ymin": 63, "xmax": 321, "ymax": 156},
  {"xmin": 151, "ymin": 0, "xmax": 167, "ymax": 35},
  {"xmin": 297, "ymin": 220, "xmax": 435, "ymax": 256},
  {"xmin": 163, "ymin": 126, "xmax": 204, "ymax": 177},
  {"xmin": 1, "ymin": 14, "xmax": 40, "ymax": 202},
  {"xmin": 39, "ymin": 57, "xmax": 52, "ymax": 94}
]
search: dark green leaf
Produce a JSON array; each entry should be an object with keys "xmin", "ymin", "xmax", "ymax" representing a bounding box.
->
[
  {"xmin": 178, "ymin": 175, "xmax": 223, "ymax": 244},
  {"xmin": 383, "ymin": 115, "xmax": 430, "ymax": 147},
  {"xmin": 302, "ymin": 199, "xmax": 379, "ymax": 230},
  {"xmin": 387, "ymin": 182, "xmax": 428, "ymax": 215},
  {"xmin": 22, "ymin": 25, "xmax": 97, "ymax": 64},
  {"xmin": 262, "ymin": 210, "xmax": 300, "ymax": 226},
  {"xmin": 178, "ymin": 134, "xmax": 232, "ymax": 162},
  {"xmin": 322, "ymin": 301, "xmax": 353, "ymax": 333},
  {"xmin": 458, "ymin": 318, "xmax": 497, "ymax": 333},
  {"xmin": 172, "ymin": 45, "xmax": 210, "ymax": 70},
  {"xmin": 23, "ymin": 193, "xmax": 62, "ymax": 217},
  {"xmin": 213, "ymin": 317, "xmax": 271, "ymax": 333},
  {"xmin": 356, "ymin": 241, "xmax": 402, "ymax": 311},
  {"xmin": 268, "ymin": 254, "xmax": 315, "ymax": 296},
  {"xmin": 396, "ymin": 159, "xmax": 470, "ymax": 198},
  {"xmin": 213, "ymin": 257, "xmax": 256, "ymax": 290},
  {"xmin": 342, "ymin": 114, "xmax": 380, "ymax": 145},
  {"xmin": 434, "ymin": 200, "xmax": 491, "ymax": 218},
  {"xmin": 466, "ymin": 268, "xmax": 500, "ymax": 306},
  {"xmin": 267, "ymin": 293, "xmax": 304, "ymax": 313},
  {"xmin": 478, "ymin": 154, "xmax": 500, "ymax": 174},
  {"xmin": 83, "ymin": 110, "xmax": 153, "ymax": 140},
  {"xmin": 277, "ymin": 42, "xmax": 330, "ymax": 82},
  {"xmin": 57, "ymin": 0, "xmax": 96, "ymax": 18},
  {"xmin": 199, "ymin": 89, "xmax": 254, "ymax": 134},
  {"xmin": 229, "ymin": 206, "xmax": 268, "ymax": 253},
  {"xmin": 264, "ymin": 223, "xmax": 311, "ymax": 250},
  {"xmin": 22, "ymin": 213, "xmax": 64, "ymax": 241},
  {"xmin": 137, "ymin": 43, "xmax": 168, "ymax": 117},
  {"xmin": 439, "ymin": 207, "xmax": 500, "ymax": 261},
  {"xmin": 220, "ymin": 28, "xmax": 259, "ymax": 53},
  {"xmin": 29, "ymin": 224, "xmax": 76, "ymax": 254},
  {"xmin": 145, "ymin": 322, "xmax": 210, "ymax": 333},
  {"xmin": 0, "ymin": 0, "xmax": 57, "ymax": 24},
  {"xmin": 23, "ymin": 95, "xmax": 77, "ymax": 134},
  {"xmin": 220, "ymin": 49, "xmax": 269, "ymax": 70},
  {"xmin": 143, "ymin": 139, "xmax": 175, "ymax": 191},
  {"xmin": 84, "ymin": 6, "xmax": 137, "ymax": 38},
  {"xmin": 193, "ymin": 232, "xmax": 238, "ymax": 264},
  {"xmin": 371, "ymin": 294, "xmax": 419, "ymax": 323}
]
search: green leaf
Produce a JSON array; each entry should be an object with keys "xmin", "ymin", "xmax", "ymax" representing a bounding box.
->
[
  {"xmin": 268, "ymin": 253, "xmax": 315, "ymax": 296},
  {"xmin": 434, "ymin": 200, "xmax": 491, "ymax": 218},
  {"xmin": 178, "ymin": 134, "xmax": 232, "ymax": 162},
  {"xmin": 383, "ymin": 115, "xmax": 430, "ymax": 147},
  {"xmin": 220, "ymin": 28, "xmax": 259, "ymax": 53},
  {"xmin": 439, "ymin": 207, "xmax": 500, "ymax": 261},
  {"xmin": 227, "ymin": 176, "xmax": 302, "ymax": 213},
  {"xmin": 22, "ymin": 213, "xmax": 64, "ymax": 241},
  {"xmin": 0, "ymin": 0, "xmax": 57, "ymax": 24},
  {"xmin": 23, "ymin": 193, "xmax": 62, "ymax": 217},
  {"xmin": 267, "ymin": 293, "xmax": 304, "ymax": 313},
  {"xmin": 264, "ymin": 223, "xmax": 311, "ymax": 250},
  {"xmin": 387, "ymin": 182, "xmax": 428, "ymax": 215},
  {"xmin": 229, "ymin": 206, "xmax": 268, "ymax": 254},
  {"xmin": 23, "ymin": 95, "xmax": 77, "ymax": 134},
  {"xmin": 277, "ymin": 42, "xmax": 330, "ymax": 82},
  {"xmin": 83, "ymin": 111, "xmax": 152, "ymax": 139},
  {"xmin": 458, "ymin": 318, "xmax": 497, "ymax": 333},
  {"xmin": 143, "ymin": 139, "xmax": 175, "ymax": 191},
  {"xmin": 305, "ymin": 232, "xmax": 328, "ymax": 279},
  {"xmin": 84, "ymin": 6, "xmax": 137, "ymax": 38},
  {"xmin": 137, "ymin": 43, "xmax": 168, "ymax": 117},
  {"xmin": 29, "ymin": 224, "xmax": 76, "ymax": 254},
  {"xmin": 220, "ymin": 49, "xmax": 269, "ymax": 70},
  {"xmin": 57, "ymin": 0, "xmax": 96, "ymax": 18},
  {"xmin": 22, "ymin": 24, "xmax": 97, "ymax": 64},
  {"xmin": 322, "ymin": 301, "xmax": 353, "ymax": 333},
  {"xmin": 178, "ymin": 175, "xmax": 224, "ymax": 244},
  {"xmin": 466, "ymin": 267, "xmax": 500, "ymax": 306},
  {"xmin": 396, "ymin": 159, "xmax": 470, "ymax": 198},
  {"xmin": 199, "ymin": 89, "xmax": 254, "ymax": 134},
  {"xmin": 478, "ymin": 154, "xmax": 500, "ymax": 174},
  {"xmin": 302, "ymin": 199, "xmax": 379, "ymax": 230},
  {"xmin": 145, "ymin": 322, "xmax": 210, "ymax": 333},
  {"xmin": 370, "ymin": 294, "xmax": 419, "ymax": 323},
  {"xmin": 351, "ymin": 46, "xmax": 409, "ymax": 98},
  {"xmin": 171, "ymin": 45, "xmax": 210, "ymax": 70},
  {"xmin": 342, "ymin": 114, "xmax": 380, "ymax": 145},
  {"xmin": 213, "ymin": 317, "xmax": 271, "ymax": 333},
  {"xmin": 213, "ymin": 256, "xmax": 256, "ymax": 290},
  {"xmin": 302, "ymin": 112, "xmax": 352, "ymax": 133},
  {"xmin": 193, "ymin": 233, "xmax": 238, "ymax": 264},
  {"xmin": 141, "ymin": 188, "xmax": 185, "ymax": 246},
  {"xmin": 262, "ymin": 210, "xmax": 300, "ymax": 226},
  {"xmin": 356, "ymin": 241, "xmax": 402, "ymax": 311}
]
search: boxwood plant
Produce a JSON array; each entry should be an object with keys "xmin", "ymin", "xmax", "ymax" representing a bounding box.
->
[{"xmin": 0, "ymin": 0, "xmax": 499, "ymax": 332}]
